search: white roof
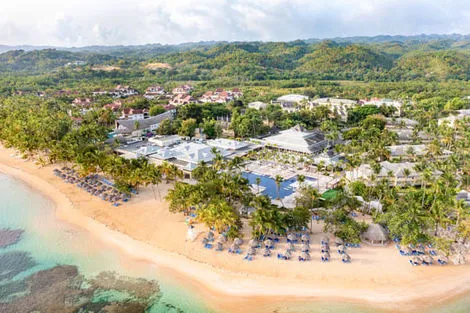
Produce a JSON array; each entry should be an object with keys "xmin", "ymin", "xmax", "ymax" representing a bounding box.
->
[
  {"xmin": 387, "ymin": 144, "xmax": 452, "ymax": 157},
  {"xmin": 206, "ymin": 138, "xmax": 249, "ymax": 150},
  {"xmin": 171, "ymin": 142, "xmax": 227, "ymax": 164},
  {"xmin": 277, "ymin": 94, "xmax": 308, "ymax": 103},
  {"xmin": 248, "ymin": 101, "xmax": 267, "ymax": 110},
  {"xmin": 262, "ymin": 125, "xmax": 327, "ymax": 154},
  {"xmin": 313, "ymin": 98, "xmax": 357, "ymax": 105}
]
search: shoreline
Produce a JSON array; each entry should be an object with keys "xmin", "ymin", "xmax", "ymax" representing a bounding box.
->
[{"xmin": 0, "ymin": 146, "xmax": 470, "ymax": 312}]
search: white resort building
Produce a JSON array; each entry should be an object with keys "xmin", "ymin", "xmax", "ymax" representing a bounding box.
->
[{"xmin": 262, "ymin": 124, "xmax": 331, "ymax": 155}]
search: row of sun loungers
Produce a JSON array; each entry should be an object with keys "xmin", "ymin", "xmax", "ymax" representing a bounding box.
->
[
  {"xmin": 54, "ymin": 167, "xmax": 129, "ymax": 206},
  {"xmin": 394, "ymin": 239, "xmax": 448, "ymax": 266}
]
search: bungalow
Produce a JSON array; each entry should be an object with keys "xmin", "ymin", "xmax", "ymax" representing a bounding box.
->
[
  {"xmin": 144, "ymin": 85, "xmax": 166, "ymax": 99},
  {"xmin": 385, "ymin": 118, "xmax": 419, "ymax": 130},
  {"xmin": 114, "ymin": 111, "xmax": 174, "ymax": 136},
  {"xmin": 172, "ymin": 84, "xmax": 193, "ymax": 95},
  {"xmin": 438, "ymin": 110, "xmax": 470, "ymax": 128},
  {"xmin": 120, "ymin": 108, "xmax": 149, "ymax": 120}
]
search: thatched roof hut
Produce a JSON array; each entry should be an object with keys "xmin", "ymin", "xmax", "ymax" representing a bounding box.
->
[{"xmin": 361, "ymin": 223, "xmax": 389, "ymax": 246}]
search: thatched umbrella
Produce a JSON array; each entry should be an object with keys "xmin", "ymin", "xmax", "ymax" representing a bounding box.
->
[
  {"xmin": 361, "ymin": 223, "xmax": 389, "ymax": 245},
  {"xmin": 301, "ymin": 234, "xmax": 310, "ymax": 242},
  {"xmin": 411, "ymin": 256, "xmax": 422, "ymax": 265},
  {"xmin": 202, "ymin": 238, "xmax": 209, "ymax": 245},
  {"xmin": 422, "ymin": 255, "xmax": 433, "ymax": 264},
  {"xmin": 342, "ymin": 253, "xmax": 351, "ymax": 262},
  {"xmin": 230, "ymin": 243, "xmax": 240, "ymax": 251},
  {"xmin": 285, "ymin": 251, "xmax": 292, "ymax": 259},
  {"xmin": 335, "ymin": 237, "xmax": 344, "ymax": 246},
  {"xmin": 217, "ymin": 234, "xmax": 227, "ymax": 243},
  {"xmin": 322, "ymin": 251, "xmax": 330, "ymax": 259},
  {"xmin": 301, "ymin": 252, "xmax": 310, "ymax": 261},
  {"xmin": 287, "ymin": 243, "xmax": 295, "ymax": 252},
  {"xmin": 402, "ymin": 247, "xmax": 412, "ymax": 255},
  {"xmin": 287, "ymin": 234, "xmax": 296, "ymax": 242},
  {"xmin": 263, "ymin": 248, "xmax": 271, "ymax": 256},
  {"xmin": 321, "ymin": 243, "xmax": 330, "ymax": 252},
  {"xmin": 247, "ymin": 248, "xmax": 256, "ymax": 256},
  {"xmin": 249, "ymin": 239, "xmax": 258, "ymax": 248},
  {"xmin": 264, "ymin": 239, "xmax": 273, "ymax": 248},
  {"xmin": 301, "ymin": 244, "xmax": 310, "ymax": 252},
  {"xmin": 337, "ymin": 245, "xmax": 345, "ymax": 253},
  {"xmin": 234, "ymin": 238, "xmax": 243, "ymax": 245},
  {"xmin": 216, "ymin": 242, "xmax": 223, "ymax": 251},
  {"xmin": 321, "ymin": 236, "xmax": 330, "ymax": 244},
  {"xmin": 415, "ymin": 246, "xmax": 425, "ymax": 255}
]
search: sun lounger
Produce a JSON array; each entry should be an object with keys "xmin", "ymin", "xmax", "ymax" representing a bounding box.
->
[{"xmin": 204, "ymin": 243, "xmax": 213, "ymax": 249}]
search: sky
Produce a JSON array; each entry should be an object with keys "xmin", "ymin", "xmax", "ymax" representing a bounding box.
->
[{"xmin": 1, "ymin": 0, "xmax": 470, "ymax": 47}]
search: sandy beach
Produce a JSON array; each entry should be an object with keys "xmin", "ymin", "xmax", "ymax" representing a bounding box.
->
[{"xmin": 0, "ymin": 144, "xmax": 469, "ymax": 313}]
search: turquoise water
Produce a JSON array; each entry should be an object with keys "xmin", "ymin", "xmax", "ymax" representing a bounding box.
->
[
  {"xmin": 0, "ymin": 173, "xmax": 469, "ymax": 313},
  {"xmin": 242, "ymin": 172, "xmax": 316, "ymax": 199}
]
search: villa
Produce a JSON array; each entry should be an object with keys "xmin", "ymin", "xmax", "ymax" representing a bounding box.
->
[
  {"xmin": 345, "ymin": 161, "xmax": 442, "ymax": 186},
  {"xmin": 110, "ymin": 85, "xmax": 139, "ymax": 98},
  {"xmin": 72, "ymin": 98, "xmax": 93, "ymax": 108},
  {"xmin": 199, "ymin": 88, "xmax": 242, "ymax": 103},
  {"xmin": 262, "ymin": 124, "xmax": 332, "ymax": 155},
  {"xmin": 103, "ymin": 101, "xmax": 123, "ymax": 112}
]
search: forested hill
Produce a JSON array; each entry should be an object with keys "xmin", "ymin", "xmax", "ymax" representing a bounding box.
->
[{"xmin": 1, "ymin": 34, "xmax": 470, "ymax": 82}]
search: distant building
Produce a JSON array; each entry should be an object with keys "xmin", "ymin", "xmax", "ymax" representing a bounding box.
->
[
  {"xmin": 345, "ymin": 161, "xmax": 441, "ymax": 186},
  {"xmin": 110, "ymin": 85, "xmax": 139, "ymax": 98},
  {"xmin": 72, "ymin": 98, "xmax": 93, "ymax": 108},
  {"xmin": 387, "ymin": 144, "xmax": 452, "ymax": 160},
  {"xmin": 172, "ymin": 84, "xmax": 193, "ymax": 95},
  {"xmin": 103, "ymin": 101, "xmax": 123, "ymax": 112},
  {"xmin": 114, "ymin": 111, "xmax": 174, "ymax": 136},
  {"xmin": 149, "ymin": 135, "xmax": 182, "ymax": 147},
  {"xmin": 199, "ymin": 88, "xmax": 242, "ymax": 103},
  {"xmin": 385, "ymin": 118, "xmax": 419, "ymax": 130},
  {"xmin": 308, "ymin": 98, "xmax": 357, "ymax": 121},
  {"xmin": 247, "ymin": 101, "xmax": 268, "ymax": 110},
  {"xmin": 169, "ymin": 94, "xmax": 196, "ymax": 106},
  {"xmin": 272, "ymin": 94, "xmax": 308, "ymax": 112},
  {"xmin": 144, "ymin": 85, "xmax": 166, "ymax": 99},
  {"xmin": 438, "ymin": 110, "xmax": 470, "ymax": 128},
  {"xmin": 120, "ymin": 108, "xmax": 149, "ymax": 120},
  {"xmin": 360, "ymin": 98, "xmax": 403, "ymax": 116}
]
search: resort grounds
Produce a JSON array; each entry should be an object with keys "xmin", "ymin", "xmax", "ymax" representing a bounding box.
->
[{"xmin": 1, "ymin": 144, "xmax": 470, "ymax": 313}]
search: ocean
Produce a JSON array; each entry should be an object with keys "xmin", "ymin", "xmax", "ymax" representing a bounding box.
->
[{"xmin": 0, "ymin": 173, "xmax": 468, "ymax": 313}]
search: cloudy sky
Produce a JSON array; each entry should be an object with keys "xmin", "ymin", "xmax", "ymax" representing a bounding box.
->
[{"xmin": 1, "ymin": 0, "xmax": 470, "ymax": 46}]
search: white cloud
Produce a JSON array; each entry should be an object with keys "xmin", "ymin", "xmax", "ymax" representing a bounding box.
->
[{"xmin": 1, "ymin": 0, "xmax": 470, "ymax": 46}]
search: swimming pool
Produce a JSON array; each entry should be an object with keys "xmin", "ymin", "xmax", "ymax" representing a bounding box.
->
[{"xmin": 242, "ymin": 172, "xmax": 316, "ymax": 200}]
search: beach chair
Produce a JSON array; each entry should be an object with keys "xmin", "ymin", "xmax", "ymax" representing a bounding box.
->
[
  {"xmin": 204, "ymin": 243, "xmax": 213, "ymax": 249},
  {"xmin": 263, "ymin": 250, "xmax": 271, "ymax": 257},
  {"xmin": 243, "ymin": 255, "xmax": 253, "ymax": 261}
]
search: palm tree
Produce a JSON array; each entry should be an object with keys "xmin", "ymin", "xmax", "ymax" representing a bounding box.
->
[
  {"xmin": 255, "ymin": 177, "xmax": 261, "ymax": 195},
  {"xmin": 274, "ymin": 175, "xmax": 284, "ymax": 201}
]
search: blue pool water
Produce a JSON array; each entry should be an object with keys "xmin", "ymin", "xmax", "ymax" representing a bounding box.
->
[{"xmin": 242, "ymin": 172, "xmax": 316, "ymax": 199}]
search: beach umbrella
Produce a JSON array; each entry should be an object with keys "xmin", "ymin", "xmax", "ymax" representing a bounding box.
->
[
  {"xmin": 217, "ymin": 234, "xmax": 227, "ymax": 243},
  {"xmin": 264, "ymin": 239, "xmax": 273, "ymax": 248},
  {"xmin": 412, "ymin": 256, "xmax": 422, "ymax": 265},
  {"xmin": 287, "ymin": 234, "xmax": 296, "ymax": 241},
  {"xmin": 249, "ymin": 239, "xmax": 258, "ymax": 248},
  {"xmin": 416, "ymin": 246, "xmax": 425, "ymax": 254},
  {"xmin": 216, "ymin": 242, "xmax": 223, "ymax": 250},
  {"xmin": 403, "ymin": 247, "xmax": 412, "ymax": 255},
  {"xmin": 247, "ymin": 248, "xmax": 256, "ymax": 256},
  {"xmin": 287, "ymin": 243, "xmax": 295, "ymax": 252},
  {"xmin": 301, "ymin": 244, "xmax": 310, "ymax": 252},
  {"xmin": 335, "ymin": 237, "xmax": 344, "ymax": 246},
  {"xmin": 337, "ymin": 245, "xmax": 345, "ymax": 253},
  {"xmin": 321, "ymin": 236, "xmax": 330, "ymax": 244},
  {"xmin": 285, "ymin": 251, "xmax": 292, "ymax": 259},
  {"xmin": 342, "ymin": 253, "xmax": 351, "ymax": 262},
  {"xmin": 322, "ymin": 252, "xmax": 330, "ymax": 259},
  {"xmin": 207, "ymin": 231, "xmax": 214, "ymax": 239},
  {"xmin": 234, "ymin": 238, "xmax": 243, "ymax": 245},
  {"xmin": 422, "ymin": 255, "xmax": 433, "ymax": 264},
  {"xmin": 301, "ymin": 252, "xmax": 310, "ymax": 261},
  {"xmin": 202, "ymin": 238, "xmax": 209, "ymax": 244},
  {"xmin": 263, "ymin": 248, "xmax": 271, "ymax": 256},
  {"xmin": 301, "ymin": 234, "xmax": 310, "ymax": 242}
]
